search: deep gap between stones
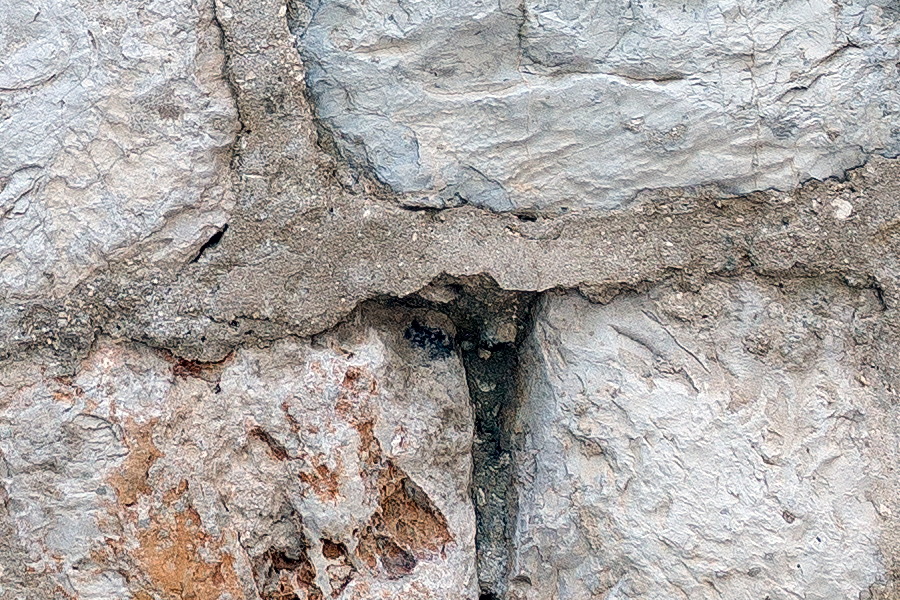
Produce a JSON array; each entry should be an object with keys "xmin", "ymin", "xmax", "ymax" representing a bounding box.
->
[{"xmin": 381, "ymin": 276, "xmax": 537, "ymax": 598}]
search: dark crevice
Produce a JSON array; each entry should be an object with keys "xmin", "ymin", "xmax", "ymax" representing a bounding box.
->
[
  {"xmin": 396, "ymin": 204, "xmax": 443, "ymax": 214},
  {"xmin": 190, "ymin": 224, "xmax": 229, "ymax": 263},
  {"xmin": 404, "ymin": 321, "xmax": 454, "ymax": 359},
  {"xmin": 380, "ymin": 275, "xmax": 537, "ymax": 599}
]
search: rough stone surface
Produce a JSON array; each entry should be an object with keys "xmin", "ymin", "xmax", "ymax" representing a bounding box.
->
[
  {"xmin": 297, "ymin": 0, "xmax": 900, "ymax": 211},
  {"xmin": 0, "ymin": 0, "xmax": 897, "ymax": 597},
  {"xmin": 0, "ymin": 0, "xmax": 237, "ymax": 300},
  {"xmin": 3, "ymin": 0, "xmax": 900, "ymax": 366},
  {"xmin": 511, "ymin": 281, "xmax": 897, "ymax": 599},
  {"xmin": 0, "ymin": 308, "xmax": 477, "ymax": 599}
]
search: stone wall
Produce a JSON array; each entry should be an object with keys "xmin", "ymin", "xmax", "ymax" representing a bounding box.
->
[{"xmin": 0, "ymin": 0, "xmax": 897, "ymax": 598}]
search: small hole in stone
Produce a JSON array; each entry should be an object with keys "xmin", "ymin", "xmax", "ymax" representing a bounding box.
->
[{"xmin": 480, "ymin": 593, "xmax": 500, "ymax": 600}]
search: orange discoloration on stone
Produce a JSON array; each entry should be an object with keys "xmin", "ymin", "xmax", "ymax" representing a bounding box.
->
[
  {"xmin": 377, "ymin": 464, "xmax": 451, "ymax": 557},
  {"xmin": 409, "ymin": 581, "xmax": 436, "ymax": 599},
  {"xmin": 158, "ymin": 349, "xmax": 232, "ymax": 383},
  {"xmin": 51, "ymin": 390, "xmax": 73, "ymax": 403},
  {"xmin": 162, "ymin": 479, "xmax": 189, "ymax": 504},
  {"xmin": 50, "ymin": 377, "xmax": 85, "ymax": 406},
  {"xmin": 249, "ymin": 426, "xmax": 291, "ymax": 461},
  {"xmin": 335, "ymin": 365, "xmax": 377, "ymax": 419},
  {"xmin": 353, "ymin": 462, "xmax": 452, "ymax": 579},
  {"xmin": 354, "ymin": 420, "xmax": 380, "ymax": 468},
  {"xmin": 346, "ymin": 416, "xmax": 452, "ymax": 580},
  {"xmin": 320, "ymin": 539, "xmax": 354, "ymax": 596},
  {"xmin": 280, "ymin": 400, "xmax": 302, "ymax": 433},
  {"xmin": 327, "ymin": 364, "xmax": 453, "ymax": 578},
  {"xmin": 298, "ymin": 456, "xmax": 342, "ymax": 502},
  {"xmin": 345, "ymin": 580, "xmax": 372, "ymax": 600},
  {"xmin": 284, "ymin": 361, "xmax": 452, "ymax": 586},
  {"xmin": 255, "ymin": 548, "xmax": 324, "ymax": 600},
  {"xmin": 134, "ymin": 500, "xmax": 243, "ymax": 600},
  {"xmin": 109, "ymin": 419, "xmax": 163, "ymax": 506},
  {"xmin": 331, "ymin": 365, "xmax": 381, "ymax": 472}
]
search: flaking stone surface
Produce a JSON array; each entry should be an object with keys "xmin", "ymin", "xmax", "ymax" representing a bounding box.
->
[{"xmin": 0, "ymin": 0, "xmax": 897, "ymax": 597}]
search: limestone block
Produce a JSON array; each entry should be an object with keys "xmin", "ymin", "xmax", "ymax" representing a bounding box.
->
[
  {"xmin": 0, "ymin": 0, "xmax": 237, "ymax": 299},
  {"xmin": 510, "ymin": 280, "xmax": 895, "ymax": 599},
  {"xmin": 297, "ymin": 0, "xmax": 900, "ymax": 211}
]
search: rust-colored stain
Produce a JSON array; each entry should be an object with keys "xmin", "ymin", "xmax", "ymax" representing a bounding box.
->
[
  {"xmin": 349, "ymin": 424, "xmax": 452, "ymax": 579},
  {"xmin": 158, "ymin": 349, "xmax": 231, "ymax": 383},
  {"xmin": 109, "ymin": 419, "xmax": 163, "ymax": 506},
  {"xmin": 343, "ymin": 580, "xmax": 372, "ymax": 600},
  {"xmin": 354, "ymin": 525, "xmax": 379, "ymax": 571},
  {"xmin": 376, "ymin": 464, "xmax": 451, "ymax": 557},
  {"xmin": 134, "ymin": 488, "xmax": 243, "ymax": 600},
  {"xmin": 285, "ymin": 363, "xmax": 452, "ymax": 587},
  {"xmin": 162, "ymin": 479, "xmax": 189, "ymax": 504},
  {"xmin": 332, "ymin": 365, "xmax": 453, "ymax": 579},
  {"xmin": 298, "ymin": 457, "xmax": 342, "ymax": 502},
  {"xmin": 321, "ymin": 539, "xmax": 345, "ymax": 560},
  {"xmin": 355, "ymin": 462, "xmax": 451, "ymax": 578},
  {"xmin": 335, "ymin": 366, "xmax": 376, "ymax": 418},
  {"xmin": 280, "ymin": 400, "xmax": 302, "ymax": 433},
  {"xmin": 321, "ymin": 539, "xmax": 354, "ymax": 597},
  {"xmin": 331, "ymin": 366, "xmax": 381, "ymax": 470},
  {"xmin": 51, "ymin": 584, "xmax": 79, "ymax": 600},
  {"xmin": 50, "ymin": 377, "xmax": 85, "ymax": 404},
  {"xmin": 172, "ymin": 359, "xmax": 208, "ymax": 379},
  {"xmin": 354, "ymin": 420, "xmax": 380, "ymax": 468}
]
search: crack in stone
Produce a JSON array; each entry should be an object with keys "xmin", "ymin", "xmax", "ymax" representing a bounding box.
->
[
  {"xmin": 382, "ymin": 275, "xmax": 537, "ymax": 598},
  {"xmin": 190, "ymin": 223, "xmax": 229, "ymax": 263}
]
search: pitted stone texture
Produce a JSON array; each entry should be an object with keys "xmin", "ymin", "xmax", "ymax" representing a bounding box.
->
[
  {"xmin": 0, "ymin": 313, "xmax": 476, "ymax": 599},
  {"xmin": 0, "ymin": 0, "xmax": 237, "ymax": 300},
  {"xmin": 510, "ymin": 281, "xmax": 895, "ymax": 599},
  {"xmin": 297, "ymin": 0, "xmax": 900, "ymax": 211}
]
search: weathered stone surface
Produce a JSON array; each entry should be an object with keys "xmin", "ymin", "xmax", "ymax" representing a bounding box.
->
[
  {"xmin": 0, "ymin": 0, "xmax": 898, "ymax": 596},
  {"xmin": 297, "ymin": 0, "xmax": 900, "ymax": 211},
  {"xmin": 0, "ymin": 0, "xmax": 237, "ymax": 300},
  {"xmin": 510, "ymin": 280, "xmax": 897, "ymax": 599},
  {"xmin": 0, "ymin": 309, "xmax": 477, "ymax": 599},
  {"xmin": 4, "ymin": 0, "xmax": 900, "ymax": 367}
]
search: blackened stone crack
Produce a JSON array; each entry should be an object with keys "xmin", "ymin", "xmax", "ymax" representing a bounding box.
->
[
  {"xmin": 385, "ymin": 275, "xmax": 537, "ymax": 598},
  {"xmin": 190, "ymin": 224, "xmax": 229, "ymax": 263}
]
